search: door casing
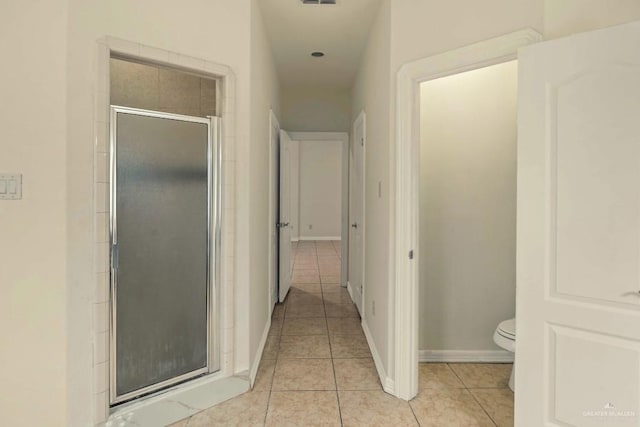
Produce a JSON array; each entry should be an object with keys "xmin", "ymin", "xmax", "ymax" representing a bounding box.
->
[
  {"xmin": 287, "ymin": 131, "xmax": 350, "ymax": 288},
  {"xmin": 392, "ymin": 29, "xmax": 543, "ymax": 400}
]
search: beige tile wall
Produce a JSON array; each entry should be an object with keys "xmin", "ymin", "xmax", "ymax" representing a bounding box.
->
[{"xmin": 110, "ymin": 58, "xmax": 217, "ymax": 117}]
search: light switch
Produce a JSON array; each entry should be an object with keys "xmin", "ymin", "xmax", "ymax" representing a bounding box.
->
[{"xmin": 0, "ymin": 174, "xmax": 22, "ymax": 200}]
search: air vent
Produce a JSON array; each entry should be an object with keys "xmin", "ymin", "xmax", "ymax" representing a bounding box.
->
[{"xmin": 302, "ymin": 0, "xmax": 337, "ymax": 5}]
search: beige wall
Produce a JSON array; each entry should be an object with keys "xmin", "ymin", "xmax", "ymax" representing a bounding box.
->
[
  {"xmin": 281, "ymin": 86, "xmax": 351, "ymax": 132},
  {"xmin": 110, "ymin": 58, "xmax": 217, "ymax": 117},
  {"xmin": 419, "ymin": 61, "xmax": 518, "ymax": 351},
  {"xmin": 248, "ymin": 0, "xmax": 281, "ymax": 375},
  {"xmin": 290, "ymin": 140, "xmax": 300, "ymax": 240},
  {"xmin": 544, "ymin": 0, "xmax": 640, "ymax": 39},
  {"xmin": 350, "ymin": 0, "xmax": 393, "ymax": 378},
  {"xmin": 298, "ymin": 140, "xmax": 343, "ymax": 239},
  {"xmin": 0, "ymin": 2, "xmax": 68, "ymax": 426},
  {"xmin": 390, "ymin": 0, "xmax": 543, "ymax": 69}
]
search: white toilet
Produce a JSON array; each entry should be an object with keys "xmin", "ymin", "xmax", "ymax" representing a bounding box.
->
[{"xmin": 493, "ymin": 318, "xmax": 516, "ymax": 392}]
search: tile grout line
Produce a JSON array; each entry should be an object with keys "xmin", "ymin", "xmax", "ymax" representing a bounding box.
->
[
  {"xmin": 447, "ymin": 363, "xmax": 499, "ymax": 427},
  {"xmin": 407, "ymin": 397, "xmax": 422, "ymax": 427},
  {"xmin": 468, "ymin": 389, "xmax": 499, "ymax": 427},
  {"xmin": 318, "ymin": 242, "xmax": 345, "ymax": 427},
  {"xmin": 263, "ymin": 285, "xmax": 287, "ymax": 427}
]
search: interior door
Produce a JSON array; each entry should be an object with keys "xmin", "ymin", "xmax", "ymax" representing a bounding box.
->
[
  {"xmin": 279, "ymin": 129, "xmax": 293, "ymax": 302},
  {"xmin": 516, "ymin": 20, "xmax": 640, "ymax": 426},
  {"xmin": 349, "ymin": 113, "xmax": 365, "ymax": 314}
]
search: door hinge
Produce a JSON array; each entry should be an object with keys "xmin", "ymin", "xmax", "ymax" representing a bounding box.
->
[
  {"xmin": 361, "ymin": 137, "xmax": 364, "ymax": 147},
  {"xmin": 408, "ymin": 250, "xmax": 414, "ymax": 260}
]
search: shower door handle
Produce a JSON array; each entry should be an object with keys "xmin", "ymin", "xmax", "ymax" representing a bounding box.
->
[{"xmin": 111, "ymin": 244, "xmax": 119, "ymax": 270}]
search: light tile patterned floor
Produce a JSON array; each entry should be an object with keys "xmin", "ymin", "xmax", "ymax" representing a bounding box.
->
[{"xmin": 170, "ymin": 241, "xmax": 514, "ymax": 426}]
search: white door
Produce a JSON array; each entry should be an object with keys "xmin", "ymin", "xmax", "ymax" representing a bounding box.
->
[
  {"xmin": 269, "ymin": 112, "xmax": 280, "ymax": 310},
  {"xmin": 349, "ymin": 112, "xmax": 365, "ymax": 314},
  {"xmin": 516, "ymin": 20, "xmax": 640, "ymax": 426},
  {"xmin": 279, "ymin": 130, "xmax": 293, "ymax": 302}
]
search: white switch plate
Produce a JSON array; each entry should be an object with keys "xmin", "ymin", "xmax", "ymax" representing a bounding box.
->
[{"xmin": 0, "ymin": 174, "xmax": 22, "ymax": 200}]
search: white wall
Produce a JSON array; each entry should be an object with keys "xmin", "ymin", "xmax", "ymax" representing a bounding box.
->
[
  {"xmin": 0, "ymin": 2, "xmax": 68, "ymax": 426},
  {"xmin": 281, "ymin": 86, "xmax": 351, "ymax": 132},
  {"xmin": 248, "ymin": 0, "xmax": 281, "ymax": 375},
  {"xmin": 419, "ymin": 61, "xmax": 518, "ymax": 351},
  {"xmin": 350, "ymin": 0, "xmax": 393, "ymax": 381},
  {"xmin": 290, "ymin": 140, "xmax": 300, "ymax": 240},
  {"xmin": 298, "ymin": 140, "xmax": 343, "ymax": 240},
  {"xmin": 544, "ymin": 0, "xmax": 640, "ymax": 39}
]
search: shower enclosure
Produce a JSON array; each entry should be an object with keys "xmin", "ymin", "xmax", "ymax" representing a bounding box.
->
[{"xmin": 109, "ymin": 106, "xmax": 221, "ymax": 405}]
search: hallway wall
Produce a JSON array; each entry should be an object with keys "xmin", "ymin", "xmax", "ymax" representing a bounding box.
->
[
  {"xmin": 544, "ymin": 0, "xmax": 640, "ymax": 38},
  {"xmin": 298, "ymin": 140, "xmax": 343, "ymax": 240},
  {"xmin": 350, "ymin": 0, "xmax": 393, "ymax": 384},
  {"xmin": 248, "ymin": 0, "xmax": 281, "ymax": 381},
  {"xmin": 281, "ymin": 86, "xmax": 351, "ymax": 132}
]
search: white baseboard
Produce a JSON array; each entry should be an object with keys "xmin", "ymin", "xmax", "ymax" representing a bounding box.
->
[
  {"xmin": 298, "ymin": 236, "xmax": 341, "ymax": 241},
  {"xmin": 362, "ymin": 320, "xmax": 395, "ymax": 394},
  {"xmin": 250, "ymin": 318, "xmax": 272, "ymax": 387},
  {"xmin": 419, "ymin": 349, "xmax": 514, "ymax": 363}
]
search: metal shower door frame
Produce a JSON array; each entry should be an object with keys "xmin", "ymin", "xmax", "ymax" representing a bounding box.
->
[{"xmin": 108, "ymin": 106, "xmax": 222, "ymax": 405}]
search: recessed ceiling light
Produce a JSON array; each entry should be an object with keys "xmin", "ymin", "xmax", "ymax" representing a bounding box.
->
[{"xmin": 311, "ymin": 51, "xmax": 325, "ymax": 57}]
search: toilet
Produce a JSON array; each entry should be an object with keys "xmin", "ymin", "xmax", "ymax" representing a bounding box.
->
[{"xmin": 493, "ymin": 318, "xmax": 516, "ymax": 391}]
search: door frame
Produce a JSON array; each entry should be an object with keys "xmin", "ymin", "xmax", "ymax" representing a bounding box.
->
[
  {"xmin": 288, "ymin": 131, "xmax": 350, "ymax": 287},
  {"xmin": 109, "ymin": 106, "xmax": 221, "ymax": 405},
  {"xmin": 268, "ymin": 110, "xmax": 281, "ymax": 314},
  {"xmin": 392, "ymin": 28, "xmax": 542, "ymax": 400},
  {"xmin": 88, "ymin": 38, "xmax": 239, "ymax": 425},
  {"xmin": 347, "ymin": 111, "xmax": 366, "ymax": 311}
]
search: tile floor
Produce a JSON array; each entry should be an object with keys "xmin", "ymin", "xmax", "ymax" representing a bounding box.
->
[{"xmin": 170, "ymin": 240, "xmax": 514, "ymax": 426}]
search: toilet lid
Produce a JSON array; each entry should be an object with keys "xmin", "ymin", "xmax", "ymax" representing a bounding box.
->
[{"xmin": 497, "ymin": 318, "xmax": 515, "ymax": 339}]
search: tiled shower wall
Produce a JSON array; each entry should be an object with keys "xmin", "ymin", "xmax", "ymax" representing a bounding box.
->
[
  {"xmin": 110, "ymin": 58, "xmax": 217, "ymax": 117},
  {"xmin": 92, "ymin": 38, "xmax": 237, "ymax": 425}
]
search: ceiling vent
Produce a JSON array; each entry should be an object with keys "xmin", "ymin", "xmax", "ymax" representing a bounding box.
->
[{"xmin": 302, "ymin": 0, "xmax": 337, "ymax": 5}]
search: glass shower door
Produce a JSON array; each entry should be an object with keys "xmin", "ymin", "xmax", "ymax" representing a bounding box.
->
[{"xmin": 109, "ymin": 107, "xmax": 219, "ymax": 404}]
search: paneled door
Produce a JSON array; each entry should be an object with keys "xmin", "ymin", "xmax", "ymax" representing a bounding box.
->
[{"xmin": 516, "ymin": 20, "xmax": 640, "ymax": 426}]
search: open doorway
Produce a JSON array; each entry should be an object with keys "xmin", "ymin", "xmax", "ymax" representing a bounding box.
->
[
  {"xmin": 417, "ymin": 60, "xmax": 518, "ymax": 424},
  {"xmin": 268, "ymin": 121, "xmax": 351, "ymax": 312},
  {"xmin": 390, "ymin": 29, "xmax": 542, "ymax": 405}
]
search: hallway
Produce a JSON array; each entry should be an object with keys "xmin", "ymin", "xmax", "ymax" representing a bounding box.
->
[{"xmin": 170, "ymin": 240, "xmax": 514, "ymax": 426}]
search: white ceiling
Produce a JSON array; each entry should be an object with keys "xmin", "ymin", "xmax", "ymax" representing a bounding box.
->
[{"xmin": 260, "ymin": 0, "xmax": 383, "ymax": 89}]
